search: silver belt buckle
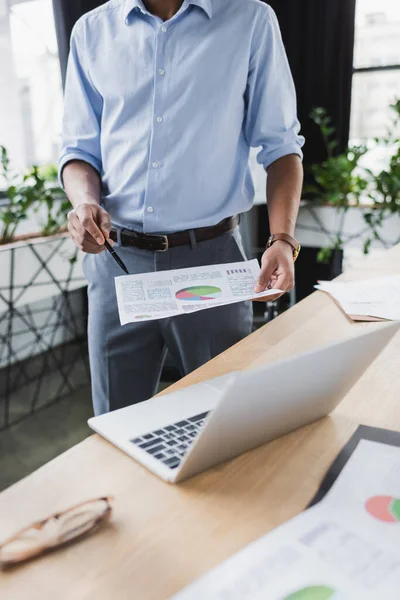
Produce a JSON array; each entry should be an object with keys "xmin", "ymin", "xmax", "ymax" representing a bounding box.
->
[{"xmin": 156, "ymin": 235, "xmax": 169, "ymax": 252}]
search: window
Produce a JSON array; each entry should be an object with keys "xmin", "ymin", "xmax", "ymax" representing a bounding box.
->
[
  {"xmin": 0, "ymin": 0, "xmax": 63, "ymax": 173},
  {"xmin": 350, "ymin": 0, "xmax": 400, "ymax": 144}
]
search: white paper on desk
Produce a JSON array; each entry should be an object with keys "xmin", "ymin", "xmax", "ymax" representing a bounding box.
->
[
  {"xmin": 315, "ymin": 275, "xmax": 400, "ymax": 321},
  {"xmin": 172, "ymin": 440, "xmax": 400, "ymax": 600},
  {"xmin": 114, "ymin": 259, "xmax": 282, "ymax": 325}
]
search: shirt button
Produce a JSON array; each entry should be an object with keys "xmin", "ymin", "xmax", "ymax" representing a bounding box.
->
[
  {"xmin": 152, "ymin": 162, "xmax": 159, "ymax": 168},
  {"xmin": 147, "ymin": 206, "xmax": 154, "ymax": 213},
  {"xmin": 158, "ymin": 68, "xmax": 165, "ymax": 75},
  {"xmin": 161, "ymin": 26, "xmax": 167, "ymax": 32},
  {"xmin": 156, "ymin": 117, "xmax": 163, "ymax": 123}
]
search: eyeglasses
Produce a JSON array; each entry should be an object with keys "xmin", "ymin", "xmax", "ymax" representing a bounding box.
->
[{"xmin": 0, "ymin": 496, "xmax": 112, "ymax": 568}]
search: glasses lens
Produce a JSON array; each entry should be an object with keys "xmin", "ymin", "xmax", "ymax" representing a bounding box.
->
[
  {"xmin": 0, "ymin": 520, "xmax": 57, "ymax": 565},
  {"xmin": 58, "ymin": 498, "xmax": 110, "ymax": 543},
  {"xmin": 0, "ymin": 498, "xmax": 111, "ymax": 566}
]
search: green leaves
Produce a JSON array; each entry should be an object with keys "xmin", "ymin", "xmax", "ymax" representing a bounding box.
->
[
  {"xmin": 1, "ymin": 145, "xmax": 10, "ymax": 175},
  {"xmin": 310, "ymin": 107, "xmax": 338, "ymax": 158},
  {"xmin": 317, "ymin": 246, "xmax": 332, "ymax": 264},
  {"xmin": 363, "ymin": 238, "xmax": 372, "ymax": 255},
  {"xmin": 0, "ymin": 147, "xmax": 69, "ymax": 244},
  {"xmin": 364, "ymin": 101, "xmax": 400, "ymax": 235},
  {"xmin": 308, "ymin": 102, "xmax": 400, "ymax": 262},
  {"xmin": 306, "ymin": 108, "xmax": 368, "ymax": 208}
]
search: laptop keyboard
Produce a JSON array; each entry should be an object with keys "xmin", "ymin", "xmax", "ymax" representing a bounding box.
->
[{"xmin": 130, "ymin": 411, "xmax": 210, "ymax": 470}]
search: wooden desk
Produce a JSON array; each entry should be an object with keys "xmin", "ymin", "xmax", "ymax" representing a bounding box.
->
[{"xmin": 1, "ymin": 245, "xmax": 400, "ymax": 600}]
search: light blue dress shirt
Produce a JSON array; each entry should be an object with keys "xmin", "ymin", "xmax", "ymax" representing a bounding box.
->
[{"xmin": 59, "ymin": 0, "xmax": 304, "ymax": 234}]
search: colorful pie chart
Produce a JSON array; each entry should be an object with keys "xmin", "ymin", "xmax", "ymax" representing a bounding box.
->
[
  {"xmin": 175, "ymin": 285, "xmax": 222, "ymax": 301},
  {"xmin": 284, "ymin": 586, "xmax": 339, "ymax": 600},
  {"xmin": 365, "ymin": 495, "xmax": 400, "ymax": 522}
]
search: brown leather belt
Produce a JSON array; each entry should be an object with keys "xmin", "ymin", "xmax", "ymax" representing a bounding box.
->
[{"xmin": 109, "ymin": 215, "xmax": 239, "ymax": 252}]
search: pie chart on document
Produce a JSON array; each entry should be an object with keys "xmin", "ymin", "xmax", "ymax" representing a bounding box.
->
[
  {"xmin": 365, "ymin": 495, "xmax": 400, "ymax": 522},
  {"xmin": 175, "ymin": 286, "xmax": 222, "ymax": 301},
  {"xmin": 284, "ymin": 586, "xmax": 344, "ymax": 600}
]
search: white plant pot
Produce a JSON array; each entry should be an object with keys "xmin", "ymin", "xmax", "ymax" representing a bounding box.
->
[
  {"xmin": 0, "ymin": 232, "xmax": 86, "ymax": 369},
  {"xmin": 295, "ymin": 202, "xmax": 400, "ymax": 250},
  {"xmin": 0, "ymin": 232, "xmax": 85, "ymax": 311}
]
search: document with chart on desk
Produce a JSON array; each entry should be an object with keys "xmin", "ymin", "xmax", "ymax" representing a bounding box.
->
[
  {"xmin": 172, "ymin": 439, "xmax": 400, "ymax": 599},
  {"xmin": 115, "ymin": 259, "xmax": 281, "ymax": 325}
]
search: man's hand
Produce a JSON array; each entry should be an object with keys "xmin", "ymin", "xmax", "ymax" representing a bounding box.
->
[
  {"xmin": 67, "ymin": 202, "xmax": 111, "ymax": 254},
  {"xmin": 253, "ymin": 240, "xmax": 294, "ymax": 302}
]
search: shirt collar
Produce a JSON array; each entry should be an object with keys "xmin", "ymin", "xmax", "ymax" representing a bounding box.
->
[
  {"xmin": 188, "ymin": 0, "xmax": 213, "ymax": 19},
  {"xmin": 124, "ymin": 0, "xmax": 212, "ymax": 23}
]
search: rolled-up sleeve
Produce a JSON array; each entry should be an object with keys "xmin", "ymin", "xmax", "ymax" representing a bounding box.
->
[
  {"xmin": 244, "ymin": 6, "xmax": 305, "ymax": 170},
  {"xmin": 58, "ymin": 20, "xmax": 103, "ymax": 187}
]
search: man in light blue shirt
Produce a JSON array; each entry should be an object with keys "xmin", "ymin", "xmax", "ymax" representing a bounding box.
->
[{"xmin": 60, "ymin": 0, "xmax": 304, "ymax": 415}]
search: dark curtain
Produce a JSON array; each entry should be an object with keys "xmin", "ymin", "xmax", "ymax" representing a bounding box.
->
[
  {"xmin": 265, "ymin": 1, "xmax": 356, "ymax": 299},
  {"xmin": 267, "ymin": 0, "xmax": 356, "ymax": 164},
  {"xmin": 52, "ymin": 0, "xmax": 104, "ymax": 88}
]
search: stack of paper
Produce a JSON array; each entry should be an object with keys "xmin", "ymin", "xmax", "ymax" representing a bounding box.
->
[
  {"xmin": 172, "ymin": 438, "xmax": 400, "ymax": 599},
  {"xmin": 114, "ymin": 259, "xmax": 282, "ymax": 325},
  {"xmin": 315, "ymin": 275, "xmax": 400, "ymax": 322}
]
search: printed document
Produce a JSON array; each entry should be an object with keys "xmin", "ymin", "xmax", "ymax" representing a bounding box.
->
[
  {"xmin": 315, "ymin": 275, "xmax": 400, "ymax": 321},
  {"xmin": 172, "ymin": 440, "xmax": 400, "ymax": 599},
  {"xmin": 115, "ymin": 259, "xmax": 281, "ymax": 325}
]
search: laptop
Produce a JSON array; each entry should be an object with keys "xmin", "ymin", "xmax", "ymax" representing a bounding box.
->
[{"xmin": 88, "ymin": 322, "xmax": 399, "ymax": 483}]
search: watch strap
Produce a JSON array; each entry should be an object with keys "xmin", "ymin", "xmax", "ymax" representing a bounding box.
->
[{"xmin": 267, "ymin": 233, "xmax": 301, "ymax": 262}]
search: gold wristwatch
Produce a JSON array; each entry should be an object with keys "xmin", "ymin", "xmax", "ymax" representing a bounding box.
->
[{"xmin": 266, "ymin": 233, "xmax": 301, "ymax": 262}]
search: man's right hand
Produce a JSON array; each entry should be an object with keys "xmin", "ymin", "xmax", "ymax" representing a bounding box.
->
[{"xmin": 67, "ymin": 202, "xmax": 111, "ymax": 254}]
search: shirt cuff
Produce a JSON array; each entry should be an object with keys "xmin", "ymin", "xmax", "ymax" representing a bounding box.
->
[
  {"xmin": 259, "ymin": 142, "xmax": 304, "ymax": 170},
  {"xmin": 58, "ymin": 151, "xmax": 102, "ymax": 189}
]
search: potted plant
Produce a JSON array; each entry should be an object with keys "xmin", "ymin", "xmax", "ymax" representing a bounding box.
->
[
  {"xmin": 0, "ymin": 147, "xmax": 88, "ymax": 429},
  {"xmin": 294, "ymin": 102, "xmax": 400, "ymax": 299},
  {"xmin": 0, "ymin": 146, "xmax": 85, "ymax": 309},
  {"xmin": 361, "ymin": 99, "xmax": 400, "ymax": 254}
]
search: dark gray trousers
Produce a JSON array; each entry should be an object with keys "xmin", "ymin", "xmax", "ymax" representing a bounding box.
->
[{"xmin": 83, "ymin": 227, "xmax": 253, "ymax": 415}]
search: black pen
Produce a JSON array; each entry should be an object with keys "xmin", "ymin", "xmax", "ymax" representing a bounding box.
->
[{"xmin": 104, "ymin": 239, "xmax": 129, "ymax": 275}]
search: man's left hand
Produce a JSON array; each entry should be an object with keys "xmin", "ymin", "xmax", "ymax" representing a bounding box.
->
[{"xmin": 253, "ymin": 240, "xmax": 295, "ymax": 302}]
